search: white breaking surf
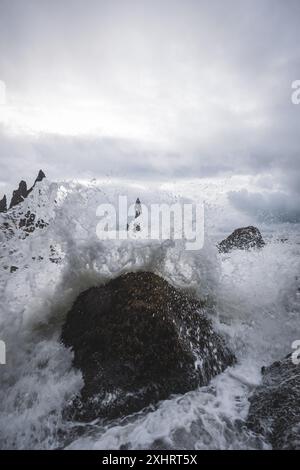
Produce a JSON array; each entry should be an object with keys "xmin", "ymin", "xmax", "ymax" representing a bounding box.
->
[{"xmin": 0, "ymin": 177, "xmax": 299, "ymax": 449}]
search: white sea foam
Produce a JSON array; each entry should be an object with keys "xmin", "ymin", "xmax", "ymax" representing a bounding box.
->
[{"xmin": 0, "ymin": 178, "xmax": 299, "ymax": 449}]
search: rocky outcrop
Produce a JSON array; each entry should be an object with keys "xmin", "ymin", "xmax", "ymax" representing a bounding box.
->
[
  {"xmin": 34, "ymin": 169, "xmax": 46, "ymax": 184},
  {"xmin": 0, "ymin": 171, "xmax": 47, "ymax": 239},
  {"xmin": 218, "ymin": 226, "xmax": 265, "ymax": 253},
  {"xmin": 8, "ymin": 170, "xmax": 46, "ymax": 210},
  {"xmin": 247, "ymin": 355, "xmax": 300, "ymax": 449},
  {"xmin": 61, "ymin": 271, "xmax": 235, "ymax": 421},
  {"xmin": 127, "ymin": 197, "xmax": 142, "ymax": 232},
  {"xmin": 0, "ymin": 195, "xmax": 7, "ymax": 213},
  {"xmin": 9, "ymin": 180, "xmax": 28, "ymax": 209}
]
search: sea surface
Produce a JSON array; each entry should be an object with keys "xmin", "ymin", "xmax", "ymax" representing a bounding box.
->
[{"xmin": 0, "ymin": 178, "xmax": 299, "ymax": 449}]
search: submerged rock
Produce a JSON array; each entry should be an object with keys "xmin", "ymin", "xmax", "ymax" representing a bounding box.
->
[
  {"xmin": 61, "ymin": 271, "xmax": 235, "ymax": 421},
  {"xmin": 218, "ymin": 226, "xmax": 265, "ymax": 253},
  {"xmin": 247, "ymin": 355, "xmax": 300, "ymax": 449}
]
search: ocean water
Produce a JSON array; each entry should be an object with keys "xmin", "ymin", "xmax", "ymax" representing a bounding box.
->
[{"xmin": 0, "ymin": 178, "xmax": 299, "ymax": 449}]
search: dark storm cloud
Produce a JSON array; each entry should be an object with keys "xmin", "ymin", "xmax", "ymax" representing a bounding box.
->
[{"xmin": 0, "ymin": 0, "xmax": 300, "ymax": 221}]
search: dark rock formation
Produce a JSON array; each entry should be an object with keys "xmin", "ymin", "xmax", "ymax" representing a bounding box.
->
[
  {"xmin": 135, "ymin": 198, "xmax": 141, "ymax": 218},
  {"xmin": 0, "ymin": 195, "xmax": 7, "ymax": 213},
  {"xmin": 9, "ymin": 180, "xmax": 28, "ymax": 209},
  {"xmin": 127, "ymin": 197, "xmax": 142, "ymax": 232},
  {"xmin": 134, "ymin": 197, "xmax": 142, "ymax": 231},
  {"xmin": 61, "ymin": 271, "xmax": 235, "ymax": 421},
  {"xmin": 35, "ymin": 169, "xmax": 46, "ymax": 184},
  {"xmin": 218, "ymin": 226, "xmax": 265, "ymax": 253},
  {"xmin": 1, "ymin": 171, "xmax": 47, "ymax": 242},
  {"xmin": 247, "ymin": 355, "xmax": 300, "ymax": 449},
  {"xmin": 9, "ymin": 170, "xmax": 46, "ymax": 210}
]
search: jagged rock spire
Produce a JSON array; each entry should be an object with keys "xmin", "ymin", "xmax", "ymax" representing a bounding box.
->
[
  {"xmin": 126, "ymin": 197, "xmax": 142, "ymax": 232},
  {"xmin": 0, "ymin": 194, "xmax": 7, "ymax": 212},
  {"xmin": 9, "ymin": 180, "xmax": 28, "ymax": 209},
  {"xmin": 134, "ymin": 197, "xmax": 142, "ymax": 231},
  {"xmin": 35, "ymin": 169, "xmax": 46, "ymax": 184},
  {"xmin": 135, "ymin": 198, "xmax": 141, "ymax": 218},
  {"xmin": 9, "ymin": 170, "xmax": 46, "ymax": 210}
]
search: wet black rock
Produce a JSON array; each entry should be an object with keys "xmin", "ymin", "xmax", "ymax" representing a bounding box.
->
[
  {"xmin": 247, "ymin": 355, "xmax": 300, "ymax": 449},
  {"xmin": 0, "ymin": 195, "xmax": 7, "ymax": 213},
  {"xmin": 218, "ymin": 226, "xmax": 265, "ymax": 253},
  {"xmin": 61, "ymin": 271, "xmax": 235, "ymax": 421}
]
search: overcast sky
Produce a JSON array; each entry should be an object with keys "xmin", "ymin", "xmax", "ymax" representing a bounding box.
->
[{"xmin": 0, "ymin": 0, "xmax": 300, "ymax": 222}]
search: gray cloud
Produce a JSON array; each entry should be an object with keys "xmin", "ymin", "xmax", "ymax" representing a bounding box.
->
[
  {"xmin": 228, "ymin": 189, "xmax": 300, "ymax": 223},
  {"xmin": 0, "ymin": 0, "xmax": 300, "ymax": 222}
]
